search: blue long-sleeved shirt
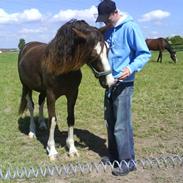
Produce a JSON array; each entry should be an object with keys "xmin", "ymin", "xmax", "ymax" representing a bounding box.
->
[{"xmin": 104, "ymin": 15, "xmax": 151, "ymax": 82}]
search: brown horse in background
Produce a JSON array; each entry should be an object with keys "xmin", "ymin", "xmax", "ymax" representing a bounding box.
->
[
  {"xmin": 18, "ymin": 19, "xmax": 115, "ymax": 160},
  {"xmin": 146, "ymin": 38, "xmax": 177, "ymax": 63}
]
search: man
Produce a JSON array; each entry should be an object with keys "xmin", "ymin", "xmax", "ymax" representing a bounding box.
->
[{"xmin": 96, "ymin": 0, "xmax": 151, "ymax": 176}]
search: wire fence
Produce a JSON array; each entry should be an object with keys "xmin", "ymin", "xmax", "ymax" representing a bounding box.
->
[{"xmin": 0, "ymin": 154, "xmax": 183, "ymax": 180}]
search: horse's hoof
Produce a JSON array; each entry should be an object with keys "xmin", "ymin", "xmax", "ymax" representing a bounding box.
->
[
  {"xmin": 76, "ymin": 152, "xmax": 80, "ymax": 157},
  {"xmin": 28, "ymin": 132, "xmax": 36, "ymax": 139},
  {"xmin": 69, "ymin": 151, "xmax": 80, "ymax": 158},
  {"xmin": 49, "ymin": 155, "xmax": 57, "ymax": 161},
  {"xmin": 46, "ymin": 146, "xmax": 58, "ymax": 161}
]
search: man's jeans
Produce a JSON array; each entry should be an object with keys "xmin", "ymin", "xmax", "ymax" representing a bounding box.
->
[{"xmin": 104, "ymin": 81, "xmax": 135, "ymax": 162}]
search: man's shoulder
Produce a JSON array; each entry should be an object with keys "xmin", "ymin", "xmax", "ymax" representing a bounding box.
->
[{"xmin": 122, "ymin": 20, "xmax": 139, "ymax": 32}]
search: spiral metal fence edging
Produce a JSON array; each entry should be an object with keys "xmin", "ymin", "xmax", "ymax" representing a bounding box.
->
[{"xmin": 0, "ymin": 154, "xmax": 183, "ymax": 180}]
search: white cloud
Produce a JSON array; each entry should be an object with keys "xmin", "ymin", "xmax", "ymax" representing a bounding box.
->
[
  {"xmin": 19, "ymin": 27, "xmax": 47, "ymax": 34},
  {"xmin": 52, "ymin": 5, "xmax": 97, "ymax": 24},
  {"xmin": 139, "ymin": 9, "xmax": 170, "ymax": 22},
  {"xmin": 0, "ymin": 8, "xmax": 42, "ymax": 24},
  {"xmin": 19, "ymin": 9, "xmax": 42, "ymax": 22},
  {"xmin": 0, "ymin": 6, "xmax": 98, "ymax": 25}
]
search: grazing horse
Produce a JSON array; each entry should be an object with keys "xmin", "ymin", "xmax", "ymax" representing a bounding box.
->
[
  {"xmin": 145, "ymin": 38, "xmax": 177, "ymax": 63},
  {"xmin": 18, "ymin": 19, "xmax": 115, "ymax": 160}
]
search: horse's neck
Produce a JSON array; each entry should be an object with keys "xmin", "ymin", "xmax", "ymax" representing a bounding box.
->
[{"xmin": 164, "ymin": 40, "xmax": 174, "ymax": 54}]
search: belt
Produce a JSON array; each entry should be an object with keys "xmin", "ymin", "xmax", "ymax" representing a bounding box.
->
[{"xmin": 107, "ymin": 81, "xmax": 134, "ymax": 98}]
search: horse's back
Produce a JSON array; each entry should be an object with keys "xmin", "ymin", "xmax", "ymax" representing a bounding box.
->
[
  {"xmin": 146, "ymin": 38, "xmax": 168, "ymax": 51},
  {"xmin": 18, "ymin": 41, "xmax": 47, "ymax": 92},
  {"xmin": 19, "ymin": 41, "xmax": 47, "ymax": 63}
]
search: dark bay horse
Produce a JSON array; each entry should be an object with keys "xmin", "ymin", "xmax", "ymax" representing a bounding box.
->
[
  {"xmin": 145, "ymin": 38, "xmax": 176, "ymax": 63},
  {"xmin": 18, "ymin": 19, "xmax": 115, "ymax": 160}
]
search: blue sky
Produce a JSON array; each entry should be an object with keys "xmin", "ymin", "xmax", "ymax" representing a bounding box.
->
[{"xmin": 0, "ymin": 0, "xmax": 182, "ymax": 48}]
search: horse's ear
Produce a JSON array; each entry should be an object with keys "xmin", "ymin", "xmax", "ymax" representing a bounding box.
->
[
  {"xmin": 98, "ymin": 24, "xmax": 112, "ymax": 35},
  {"xmin": 72, "ymin": 28, "xmax": 87, "ymax": 40}
]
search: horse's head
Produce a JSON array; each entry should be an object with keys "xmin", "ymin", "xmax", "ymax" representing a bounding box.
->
[
  {"xmin": 72, "ymin": 23, "xmax": 115, "ymax": 88},
  {"xmin": 170, "ymin": 51, "xmax": 177, "ymax": 63},
  {"xmin": 87, "ymin": 41, "xmax": 115, "ymax": 88}
]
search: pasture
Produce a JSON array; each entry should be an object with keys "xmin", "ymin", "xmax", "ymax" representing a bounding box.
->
[{"xmin": 0, "ymin": 51, "xmax": 183, "ymax": 182}]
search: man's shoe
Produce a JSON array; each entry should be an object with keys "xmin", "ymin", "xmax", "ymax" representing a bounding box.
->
[
  {"xmin": 101, "ymin": 156, "xmax": 120, "ymax": 168},
  {"xmin": 100, "ymin": 156, "xmax": 112, "ymax": 165},
  {"xmin": 112, "ymin": 166, "xmax": 129, "ymax": 176},
  {"xmin": 129, "ymin": 160, "xmax": 137, "ymax": 172},
  {"xmin": 112, "ymin": 160, "xmax": 137, "ymax": 176},
  {"xmin": 129, "ymin": 165, "xmax": 137, "ymax": 172}
]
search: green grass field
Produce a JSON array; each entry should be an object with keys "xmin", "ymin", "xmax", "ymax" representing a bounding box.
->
[{"xmin": 0, "ymin": 51, "xmax": 183, "ymax": 182}]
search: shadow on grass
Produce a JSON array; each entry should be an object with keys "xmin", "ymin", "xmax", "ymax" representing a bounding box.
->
[{"xmin": 18, "ymin": 117, "xmax": 107, "ymax": 157}]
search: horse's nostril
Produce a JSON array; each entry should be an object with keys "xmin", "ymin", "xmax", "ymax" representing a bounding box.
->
[
  {"xmin": 102, "ymin": 82, "xmax": 108, "ymax": 88},
  {"xmin": 99, "ymin": 79, "xmax": 107, "ymax": 88}
]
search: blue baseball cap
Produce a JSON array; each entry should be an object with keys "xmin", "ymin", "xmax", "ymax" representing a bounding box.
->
[{"xmin": 96, "ymin": 0, "xmax": 117, "ymax": 22}]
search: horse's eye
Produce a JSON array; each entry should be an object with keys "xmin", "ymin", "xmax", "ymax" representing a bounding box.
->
[{"xmin": 91, "ymin": 51, "xmax": 98, "ymax": 58}]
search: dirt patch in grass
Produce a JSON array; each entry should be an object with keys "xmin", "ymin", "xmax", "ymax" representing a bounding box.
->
[{"xmin": 43, "ymin": 166, "xmax": 183, "ymax": 183}]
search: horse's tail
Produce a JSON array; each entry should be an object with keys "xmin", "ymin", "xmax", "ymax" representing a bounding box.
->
[
  {"xmin": 18, "ymin": 86, "xmax": 28, "ymax": 115},
  {"xmin": 18, "ymin": 44, "xmax": 26, "ymax": 64},
  {"xmin": 18, "ymin": 51, "xmax": 22, "ymax": 64},
  {"xmin": 18, "ymin": 44, "xmax": 28, "ymax": 115}
]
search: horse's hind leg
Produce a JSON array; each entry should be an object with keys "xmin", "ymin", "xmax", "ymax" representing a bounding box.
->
[
  {"xmin": 157, "ymin": 51, "xmax": 162, "ymax": 63},
  {"xmin": 38, "ymin": 92, "xmax": 47, "ymax": 130},
  {"xmin": 159, "ymin": 51, "xmax": 163, "ymax": 63},
  {"xmin": 26, "ymin": 91, "xmax": 36, "ymax": 138},
  {"xmin": 157, "ymin": 51, "xmax": 160, "ymax": 62},
  {"xmin": 66, "ymin": 90, "xmax": 79, "ymax": 157}
]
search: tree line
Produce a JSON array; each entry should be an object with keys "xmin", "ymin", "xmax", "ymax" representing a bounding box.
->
[
  {"xmin": 167, "ymin": 35, "xmax": 183, "ymax": 45},
  {"xmin": 18, "ymin": 35, "xmax": 183, "ymax": 51}
]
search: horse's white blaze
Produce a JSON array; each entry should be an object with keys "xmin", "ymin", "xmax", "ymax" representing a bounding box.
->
[
  {"xmin": 66, "ymin": 126, "xmax": 79, "ymax": 157},
  {"xmin": 174, "ymin": 55, "xmax": 177, "ymax": 62},
  {"xmin": 94, "ymin": 42, "xmax": 115, "ymax": 87},
  {"xmin": 47, "ymin": 117, "xmax": 58, "ymax": 158},
  {"xmin": 26, "ymin": 95, "xmax": 36, "ymax": 138}
]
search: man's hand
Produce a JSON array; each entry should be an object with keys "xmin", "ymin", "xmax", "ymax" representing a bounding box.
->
[{"xmin": 118, "ymin": 67, "xmax": 131, "ymax": 80}]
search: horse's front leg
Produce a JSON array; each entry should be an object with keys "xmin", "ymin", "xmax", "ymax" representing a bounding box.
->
[
  {"xmin": 46, "ymin": 92, "xmax": 58, "ymax": 161},
  {"xmin": 66, "ymin": 90, "xmax": 79, "ymax": 157}
]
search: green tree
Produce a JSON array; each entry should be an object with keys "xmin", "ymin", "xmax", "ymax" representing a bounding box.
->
[
  {"xmin": 168, "ymin": 35, "xmax": 183, "ymax": 45},
  {"xmin": 18, "ymin": 38, "xmax": 26, "ymax": 50}
]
